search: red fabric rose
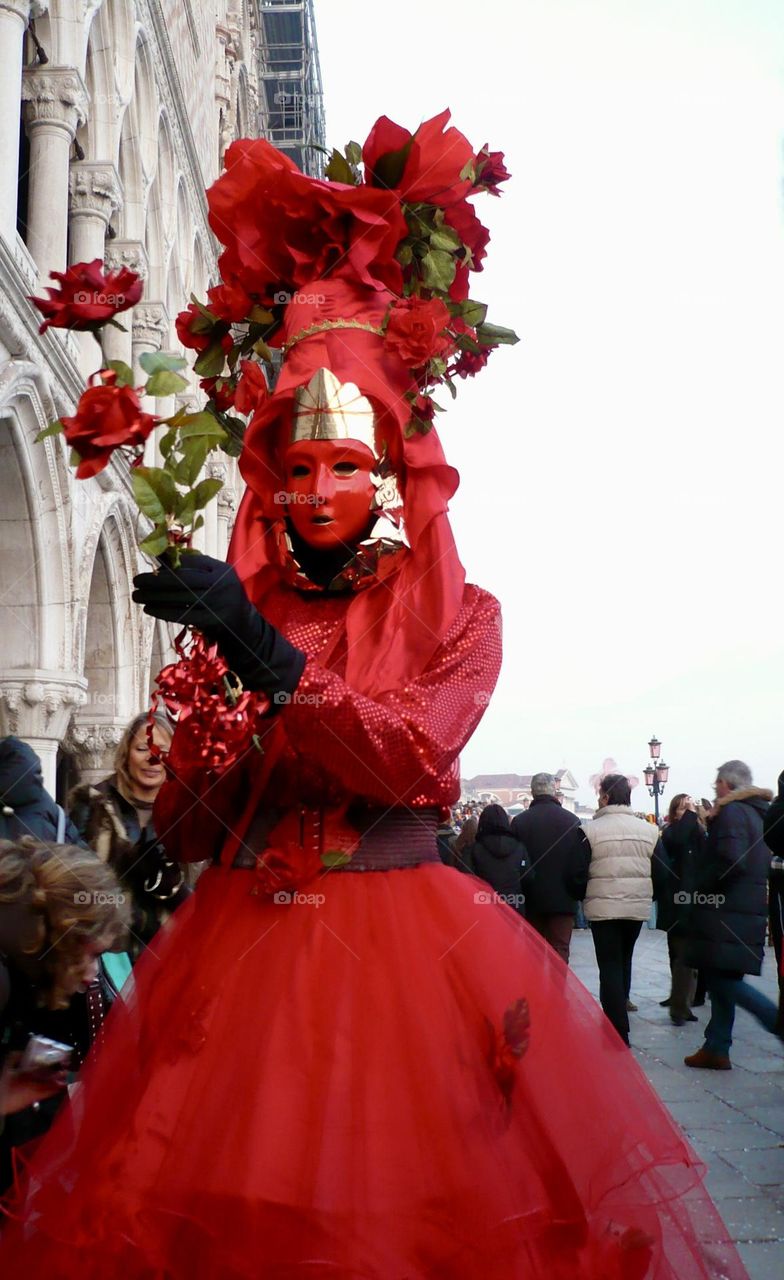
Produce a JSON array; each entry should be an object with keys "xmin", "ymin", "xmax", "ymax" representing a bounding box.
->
[
  {"xmin": 30, "ymin": 259, "xmax": 143, "ymax": 333},
  {"xmin": 234, "ymin": 359, "xmax": 269, "ymax": 417},
  {"xmin": 60, "ymin": 373, "xmax": 158, "ymax": 479},
  {"xmin": 206, "ymin": 280, "xmax": 254, "ymax": 323},
  {"xmin": 408, "ymin": 393, "xmax": 437, "ymax": 433},
  {"xmin": 363, "ymin": 110, "xmax": 474, "ymax": 209},
  {"xmin": 200, "ymin": 376, "xmax": 236, "ymax": 413},
  {"xmin": 175, "ymin": 302, "xmax": 232, "ymax": 354},
  {"xmin": 475, "ymin": 145, "xmax": 511, "ymax": 196},
  {"xmin": 208, "ymin": 138, "xmax": 407, "ymax": 297},
  {"xmin": 443, "ymin": 202, "xmax": 491, "ymax": 300},
  {"xmin": 384, "ymin": 297, "xmax": 453, "ymax": 367},
  {"xmin": 453, "ymin": 344, "xmax": 491, "ymax": 379}
]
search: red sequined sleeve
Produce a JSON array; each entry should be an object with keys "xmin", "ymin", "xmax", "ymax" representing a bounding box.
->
[{"xmin": 281, "ymin": 585, "xmax": 502, "ymax": 807}]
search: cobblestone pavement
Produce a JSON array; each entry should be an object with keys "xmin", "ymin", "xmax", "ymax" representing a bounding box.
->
[{"xmin": 570, "ymin": 928, "xmax": 784, "ymax": 1279}]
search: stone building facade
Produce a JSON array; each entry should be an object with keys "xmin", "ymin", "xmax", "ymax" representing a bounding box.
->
[{"xmin": 0, "ymin": 1, "xmax": 323, "ymax": 795}]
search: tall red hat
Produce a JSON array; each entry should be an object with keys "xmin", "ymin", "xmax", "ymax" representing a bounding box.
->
[{"xmin": 195, "ymin": 111, "xmax": 516, "ymax": 695}]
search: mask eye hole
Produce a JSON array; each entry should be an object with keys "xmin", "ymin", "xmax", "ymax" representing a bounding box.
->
[
  {"xmin": 291, "ymin": 464, "xmax": 310, "ymax": 478},
  {"xmin": 333, "ymin": 462, "xmax": 358, "ymax": 475}
]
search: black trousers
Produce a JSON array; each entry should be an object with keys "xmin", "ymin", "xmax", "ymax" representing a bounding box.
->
[{"xmin": 590, "ymin": 919, "xmax": 643, "ymax": 1044}]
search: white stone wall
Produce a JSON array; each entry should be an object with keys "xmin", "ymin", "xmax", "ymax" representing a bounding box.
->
[{"xmin": 0, "ymin": 0, "xmax": 266, "ymax": 794}]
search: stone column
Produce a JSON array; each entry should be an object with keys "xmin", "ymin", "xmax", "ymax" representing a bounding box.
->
[
  {"xmin": 22, "ymin": 66, "xmax": 88, "ymax": 277},
  {"xmin": 132, "ymin": 303, "xmax": 169, "ymax": 466},
  {"xmin": 67, "ymin": 720, "xmax": 125, "ymax": 788},
  {"xmin": 68, "ymin": 161, "xmax": 122, "ymax": 376},
  {"xmin": 102, "ymin": 239, "xmax": 148, "ymax": 371},
  {"xmin": 0, "ymin": 1, "xmax": 38, "ymax": 245},
  {"xmin": 0, "ymin": 671, "xmax": 87, "ymax": 796}
]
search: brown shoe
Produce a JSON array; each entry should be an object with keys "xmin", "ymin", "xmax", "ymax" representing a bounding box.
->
[{"xmin": 684, "ymin": 1048, "xmax": 731, "ymax": 1070}]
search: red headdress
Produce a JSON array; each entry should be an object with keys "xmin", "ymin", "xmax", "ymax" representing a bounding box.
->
[{"xmin": 184, "ymin": 110, "xmax": 516, "ymax": 698}]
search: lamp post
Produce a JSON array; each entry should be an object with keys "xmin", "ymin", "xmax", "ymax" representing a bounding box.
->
[{"xmin": 643, "ymin": 736, "xmax": 669, "ymax": 825}]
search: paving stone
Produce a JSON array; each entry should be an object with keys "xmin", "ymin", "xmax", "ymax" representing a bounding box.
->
[
  {"xmin": 711, "ymin": 1196, "xmax": 784, "ymax": 1242},
  {"xmin": 736, "ymin": 1240, "xmax": 784, "ymax": 1280}
]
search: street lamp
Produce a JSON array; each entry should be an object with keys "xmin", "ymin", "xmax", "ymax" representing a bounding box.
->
[{"xmin": 644, "ymin": 737, "xmax": 668, "ymax": 824}]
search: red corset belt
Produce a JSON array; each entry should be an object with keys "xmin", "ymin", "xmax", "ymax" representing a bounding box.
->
[{"xmin": 232, "ymin": 807, "xmax": 441, "ymax": 873}]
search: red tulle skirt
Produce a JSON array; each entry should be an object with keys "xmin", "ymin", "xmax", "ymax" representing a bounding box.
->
[{"xmin": 0, "ymin": 865, "xmax": 747, "ymax": 1279}]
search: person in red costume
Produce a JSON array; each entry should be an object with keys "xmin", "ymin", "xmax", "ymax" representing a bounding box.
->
[{"xmin": 0, "ymin": 115, "xmax": 749, "ymax": 1280}]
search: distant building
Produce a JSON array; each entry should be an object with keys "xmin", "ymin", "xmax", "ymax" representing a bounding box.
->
[{"xmin": 462, "ymin": 769, "xmax": 580, "ymax": 814}]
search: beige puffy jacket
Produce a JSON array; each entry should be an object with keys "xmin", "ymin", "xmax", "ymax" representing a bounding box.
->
[{"xmin": 582, "ymin": 805, "xmax": 658, "ymax": 922}]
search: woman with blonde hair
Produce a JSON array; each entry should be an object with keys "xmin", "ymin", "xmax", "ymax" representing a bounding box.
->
[
  {"xmin": 0, "ymin": 838, "xmax": 129, "ymax": 1189},
  {"xmin": 69, "ymin": 712, "xmax": 192, "ymax": 961}
]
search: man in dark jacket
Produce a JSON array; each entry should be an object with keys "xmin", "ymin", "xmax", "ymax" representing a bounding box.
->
[
  {"xmin": 762, "ymin": 768, "xmax": 784, "ymax": 1032},
  {"xmin": 0, "ymin": 737, "xmax": 82, "ymax": 845},
  {"xmin": 511, "ymin": 774, "xmax": 589, "ymax": 963},
  {"xmin": 684, "ymin": 760, "xmax": 781, "ymax": 1070}
]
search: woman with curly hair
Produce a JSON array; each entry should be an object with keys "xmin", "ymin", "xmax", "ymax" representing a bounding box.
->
[{"xmin": 0, "ymin": 839, "xmax": 129, "ymax": 1191}]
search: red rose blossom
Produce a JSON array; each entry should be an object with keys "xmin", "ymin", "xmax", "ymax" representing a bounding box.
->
[
  {"xmin": 475, "ymin": 145, "xmax": 511, "ymax": 196},
  {"xmin": 200, "ymin": 376, "xmax": 236, "ymax": 413},
  {"xmin": 409, "ymin": 393, "xmax": 437, "ymax": 433},
  {"xmin": 385, "ymin": 297, "xmax": 453, "ymax": 367},
  {"xmin": 363, "ymin": 110, "xmax": 474, "ymax": 209},
  {"xmin": 453, "ymin": 345, "xmax": 492, "ymax": 379},
  {"xmin": 60, "ymin": 373, "xmax": 158, "ymax": 479},
  {"xmin": 30, "ymin": 259, "xmax": 143, "ymax": 333},
  {"xmin": 206, "ymin": 280, "xmax": 254, "ymax": 323},
  {"xmin": 175, "ymin": 302, "xmax": 232, "ymax": 354},
  {"xmin": 234, "ymin": 359, "xmax": 269, "ymax": 417},
  {"xmin": 208, "ymin": 137, "xmax": 407, "ymax": 298}
]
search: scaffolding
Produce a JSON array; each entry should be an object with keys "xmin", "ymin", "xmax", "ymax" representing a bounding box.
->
[{"xmin": 258, "ymin": 0, "xmax": 326, "ymax": 177}]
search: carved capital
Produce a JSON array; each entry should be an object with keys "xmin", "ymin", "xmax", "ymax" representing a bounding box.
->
[
  {"xmin": 132, "ymin": 301, "xmax": 169, "ymax": 351},
  {"xmin": 22, "ymin": 67, "xmax": 88, "ymax": 138},
  {"xmin": 0, "ymin": 1, "xmax": 35, "ymax": 22},
  {"xmin": 104, "ymin": 238, "xmax": 148, "ymax": 281},
  {"xmin": 67, "ymin": 719, "xmax": 125, "ymax": 775},
  {"xmin": 69, "ymin": 161, "xmax": 123, "ymax": 224},
  {"xmin": 0, "ymin": 671, "xmax": 87, "ymax": 741}
]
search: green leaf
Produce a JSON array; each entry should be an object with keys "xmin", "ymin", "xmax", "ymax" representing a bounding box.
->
[
  {"xmin": 69, "ymin": 448, "xmax": 83, "ymax": 467},
  {"xmin": 138, "ymin": 528, "xmax": 171, "ymax": 557},
  {"xmin": 145, "ymin": 369, "xmax": 189, "ymax": 397},
  {"xmin": 325, "ymin": 148, "xmax": 357, "ymax": 184},
  {"xmin": 252, "ymin": 337, "xmax": 273, "ymax": 362},
  {"xmin": 106, "ymin": 360, "xmax": 135, "ymax": 387},
  {"xmin": 444, "ymin": 377, "xmax": 457, "ymax": 400},
  {"xmin": 176, "ymin": 413, "xmax": 228, "ymax": 442},
  {"xmin": 190, "ymin": 294, "xmax": 219, "ymax": 323},
  {"xmin": 345, "ymin": 140, "xmax": 362, "ymax": 167},
  {"xmin": 396, "ymin": 242, "xmax": 414, "ymax": 267},
  {"xmin": 459, "ymin": 158, "xmax": 477, "ymax": 183},
  {"xmin": 428, "ymin": 225, "xmax": 462, "ymax": 252},
  {"xmin": 247, "ymin": 305, "xmax": 275, "ymax": 326},
  {"xmin": 193, "ymin": 339, "xmax": 229, "ymax": 379},
  {"xmin": 459, "ymin": 299, "xmax": 488, "ymax": 329},
  {"xmin": 132, "ymin": 466, "xmax": 177, "ymax": 523},
  {"xmin": 191, "ymin": 477, "xmax": 223, "ymax": 511},
  {"xmin": 35, "ymin": 419, "xmax": 64, "ymax": 442},
  {"xmin": 475, "ymin": 322, "xmax": 520, "ymax": 347},
  {"xmin": 176, "ymin": 437, "xmax": 209, "ymax": 486},
  {"xmin": 158, "ymin": 429, "xmax": 177, "ymax": 460},
  {"xmin": 139, "ymin": 351, "xmax": 188, "ymax": 375},
  {"xmin": 177, "ymin": 492, "xmax": 195, "ymax": 525},
  {"xmin": 421, "ymin": 249, "xmax": 456, "ymax": 292}
]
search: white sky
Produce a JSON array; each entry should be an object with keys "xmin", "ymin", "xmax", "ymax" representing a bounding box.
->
[{"xmin": 317, "ymin": 0, "xmax": 784, "ymax": 808}]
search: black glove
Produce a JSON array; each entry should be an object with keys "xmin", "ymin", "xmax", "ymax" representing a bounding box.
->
[{"xmin": 132, "ymin": 553, "xmax": 305, "ymax": 698}]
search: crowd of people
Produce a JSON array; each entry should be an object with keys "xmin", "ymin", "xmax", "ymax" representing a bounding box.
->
[
  {"xmin": 0, "ymin": 716, "xmax": 197, "ymax": 1191},
  {"xmin": 3, "ymin": 743, "xmax": 782, "ymax": 1204},
  {"xmin": 442, "ymin": 765, "xmax": 784, "ymax": 1057}
]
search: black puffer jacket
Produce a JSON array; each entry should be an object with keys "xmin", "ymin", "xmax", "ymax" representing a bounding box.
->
[
  {"xmin": 0, "ymin": 737, "xmax": 82, "ymax": 845},
  {"xmin": 511, "ymin": 797, "xmax": 587, "ymax": 915},
  {"xmin": 656, "ymin": 811, "xmax": 706, "ymax": 934},
  {"xmin": 684, "ymin": 787, "xmax": 772, "ymax": 975},
  {"xmin": 466, "ymin": 832, "xmax": 528, "ymax": 914}
]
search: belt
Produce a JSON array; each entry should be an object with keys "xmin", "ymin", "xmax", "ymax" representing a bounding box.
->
[{"xmin": 232, "ymin": 807, "xmax": 441, "ymax": 872}]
